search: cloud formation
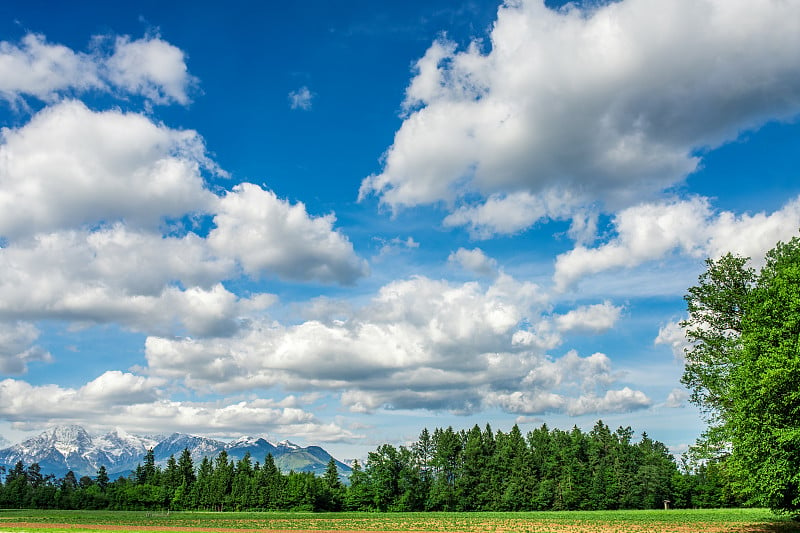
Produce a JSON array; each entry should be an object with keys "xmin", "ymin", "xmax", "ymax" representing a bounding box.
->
[
  {"xmin": 448, "ymin": 247, "xmax": 498, "ymax": 277},
  {"xmin": 554, "ymin": 196, "xmax": 800, "ymax": 290},
  {"xmin": 0, "ymin": 100, "xmax": 218, "ymax": 238},
  {"xmin": 360, "ymin": 0, "xmax": 800, "ymax": 235},
  {"xmin": 0, "ymin": 372, "xmax": 357, "ymax": 441},
  {"xmin": 209, "ymin": 184, "xmax": 368, "ymax": 284},
  {"xmin": 288, "ymin": 86, "xmax": 313, "ymax": 110},
  {"xmin": 0, "ymin": 56, "xmax": 367, "ymax": 362},
  {"xmin": 144, "ymin": 272, "xmax": 646, "ymax": 417},
  {"xmin": 0, "ymin": 322, "xmax": 51, "ymax": 375},
  {"xmin": 0, "ymin": 32, "xmax": 195, "ymax": 105}
]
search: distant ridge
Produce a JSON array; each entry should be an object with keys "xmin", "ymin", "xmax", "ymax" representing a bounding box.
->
[{"xmin": 0, "ymin": 425, "xmax": 351, "ymax": 479}]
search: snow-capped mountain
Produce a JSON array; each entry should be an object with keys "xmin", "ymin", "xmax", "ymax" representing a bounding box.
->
[
  {"xmin": 226, "ymin": 436, "xmax": 278, "ymax": 461},
  {"xmin": 0, "ymin": 425, "xmax": 93, "ymax": 474},
  {"xmin": 0, "ymin": 425, "xmax": 350, "ymax": 479},
  {"xmin": 153, "ymin": 433, "xmax": 226, "ymax": 464},
  {"xmin": 92, "ymin": 428, "xmax": 159, "ymax": 469}
]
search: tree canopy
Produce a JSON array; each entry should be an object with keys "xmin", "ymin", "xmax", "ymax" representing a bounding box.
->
[{"xmin": 683, "ymin": 237, "xmax": 800, "ymax": 514}]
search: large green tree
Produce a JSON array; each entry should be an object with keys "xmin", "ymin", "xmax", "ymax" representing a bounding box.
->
[
  {"xmin": 684, "ymin": 238, "xmax": 800, "ymax": 514},
  {"xmin": 728, "ymin": 238, "xmax": 800, "ymax": 513},
  {"xmin": 681, "ymin": 252, "xmax": 755, "ymax": 450}
]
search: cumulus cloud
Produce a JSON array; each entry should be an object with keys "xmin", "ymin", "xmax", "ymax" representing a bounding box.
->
[
  {"xmin": 554, "ymin": 195, "xmax": 800, "ymax": 290},
  {"xmin": 0, "ymin": 100, "xmax": 219, "ymax": 238},
  {"xmin": 144, "ymin": 272, "xmax": 647, "ymax": 417},
  {"xmin": 0, "ymin": 372, "xmax": 163, "ymax": 418},
  {"xmin": 655, "ymin": 320, "xmax": 690, "ymax": 361},
  {"xmin": 104, "ymin": 35, "xmax": 196, "ymax": 105},
  {"xmin": 0, "ymin": 102, "xmax": 366, "ymax": 338},
  {"xmin": 0, "ymin": 33, "xmax": 102, "ymax": 103},
  {"xmin": 665, "ymin": 388, "xmax": 689, "ymax": 408},
  {"xmin": 0, "ymin": 32, "xmax": 195, "ymax": 106},
  {"xmin": 288, "ymin": 86, "xmax": 313, "ymax": 110},
  {"xmin": 554, "ymin": 301, "xmax": 623, "ymax": 334},
  {"xmin": 0, "ymin": 322, "xmax": 51, "ymax": 375},
  {"xmin": 443, "ymin": 190, "xmax": 578, "ymax": 239},
  {"xmin": 208, "ymin": 183, "xmax": 368, "ymax": 284},
  {"xmin": 448, "ymin": 247, "xmax": 498, "ymax": 277},
  {"xmin": 0, "ymin": 225, "xmax": 268, "ymax": 336},
  {"xmin": 0, "ymin": 374, "xmax": 357, "ymax": 441},
  {"xmin": 360, "ymin": 0, "xmax": 800, "ymax": 235}
]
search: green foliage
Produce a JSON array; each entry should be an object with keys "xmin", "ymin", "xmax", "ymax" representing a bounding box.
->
[
  {"xmin": 681, "ymin": 253, "xmax": 755, "ymax": 446},
  {"xmin": 684, "ymin": 237, "xmax": 800, "ymax": 514}
]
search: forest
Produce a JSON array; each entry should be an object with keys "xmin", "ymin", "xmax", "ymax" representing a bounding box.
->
[{"xmin": 0, "ymin": 420, "xmax": 741, "ymax": 512}]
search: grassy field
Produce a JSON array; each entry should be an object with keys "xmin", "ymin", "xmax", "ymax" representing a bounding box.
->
[{"xmin": 0, "ymin": 508, "xmax": 797, "ymax": 533}]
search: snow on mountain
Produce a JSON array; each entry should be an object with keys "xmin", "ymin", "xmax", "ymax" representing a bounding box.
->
[
  {"xmin": 153, "ymin": 433, "xmax": 226, "ymax": 464},
  {"xmin": 0, "ymin": 425, "xmax": 97, "ymax": 477},
  {"xmin": 276, "ymin": 439, "xmax": 301, "ymax": 450}
]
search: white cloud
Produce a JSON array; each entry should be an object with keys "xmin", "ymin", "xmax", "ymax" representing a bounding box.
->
[
  {"xmin": 448, "ymin": 247, "xmax": 498, "ymax": 277},
  {"xmin": 105, "ymin": 35, "xmax": 196, "ymax": 105},
  {"xmin": 0, "ymin": 375, "xmax": 357, "ymax": 441},
  {"xmin": 443, "ymin": 190, "xmax": 578, "ymax": 239},
  {"xmin": 0, "ymin": 322, "xmax": 51, "ymax": 375},
  {"xmin": 554, "ymin": 195, "xmax": 800, "ymax": 290},
  {"xmin": 0, "ymin": 226, "xmax": 265, "ymax": 337},
  {"xmin": 144, "ymin": 272, "xmax": 646, "ymax": 417},
  {"xmin": 0, "ymin": 372, "xmax": 163, "ymax": 418},
  {"xmin": 0, "ymin": 100, "xmax": 219, "ymax": 239},
  {"xmin": 208, "ymin": 183, "xmax": 368, "ymax": 284},
  {"xmin": 488, "ymin": 386, "xmax": 651, "ymax": 416},
  {"xmin": 0, "ymin": 32, "xmax": 196, "ymax": 106},
  {"xmin": 665, "ymin": 387, "xmax": 689, "ymax": 408},
  {"xmin": 288, "ymin": 86, "xmax": 313, "ymax": 110},
  {"xmin": 374, "ymin": 236, "xmax": 419, "ymax": 259},
  {"xmin": 0, "ymin": 101, "xmax": 367, "ymax": 338},
  {"xmin": 0, "ymin": 33, "xmax": 102, "ymax": 103},
  {"xmin": 567, "ymin": 387, "xmax": 651, "ymax": 416},
  {"xmin": 361, "ymin": 0, "xmax": 800, "ymax": 234},
  {"xmin": 554, "ymin": 301, "xmax": 623, "ymax": 334},
  {"xmin": 655, "ymin": 320, "xmax": 690, "ymax": 361}
]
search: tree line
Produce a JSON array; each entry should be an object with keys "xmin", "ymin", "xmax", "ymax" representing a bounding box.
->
[{"xmin": 0, "ymin": 420, "xmax": 741, "ymax": 512}]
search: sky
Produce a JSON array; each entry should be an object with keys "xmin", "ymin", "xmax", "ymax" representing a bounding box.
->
[{"xmin": 1, "ymin": 0, "xmax": 799, "ymax": 462}]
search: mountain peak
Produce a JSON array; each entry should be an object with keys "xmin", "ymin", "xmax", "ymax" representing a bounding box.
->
[{"xmin": 42, "ymin": 425, "xmax": 93, "ymax": 456}]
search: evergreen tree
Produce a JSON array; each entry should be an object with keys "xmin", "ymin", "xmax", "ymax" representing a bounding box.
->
[
  {"xmin": 321, "ymin": 458, "xmax": 343, "ymax": 511},
  {"xmin": 178, "ymin": 448, "xmax": 196, "ymax": 487},
  {"xmin": 210, "ymin": 450, "xmax": 233, "ymax": 511},
  {"xmin": 343, "ymin": 460, "xmax": 372, "ymax": 511},
  {"xmin": 231, "ymin": 452, "xmax": 254, "ymax": 510},
  {"xmin": 428, "ymin": 427, "xmax": 461, "ymax": 510},
  {"xmin": 255, "ymin": 454, "xmax": 283, "ymax": 510},
  {"xmin": 192, "ymin": 456, "xmax": 214, "ymax": 510},
  {"xmin": 96, "ymin": 465, "xmax": 109, "ymax": 492}
]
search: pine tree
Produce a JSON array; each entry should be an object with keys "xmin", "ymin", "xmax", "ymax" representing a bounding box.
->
[{"xmin": 96, "ymin": 465, "xmax": 109, "ymax": 492}]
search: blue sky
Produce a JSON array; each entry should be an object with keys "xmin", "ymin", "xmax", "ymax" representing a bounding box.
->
[{"xmin": 1, "ymin": 0, "xmax": 799, "ymax": 461}]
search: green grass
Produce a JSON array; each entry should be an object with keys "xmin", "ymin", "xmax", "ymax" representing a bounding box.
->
[{"xmin": 0, "ymin": 508, "xmax": 797, "ymax": 532}]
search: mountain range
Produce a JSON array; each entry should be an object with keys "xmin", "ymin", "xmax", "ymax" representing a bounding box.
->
[{"xmin": 0, "ymin": 425, "xmax": 351, "ymax": 480}]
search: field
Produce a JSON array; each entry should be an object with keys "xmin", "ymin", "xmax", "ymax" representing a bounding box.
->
[{"xmin": 0, "ymin": 509, "xmax": 798, "ymax": 533}]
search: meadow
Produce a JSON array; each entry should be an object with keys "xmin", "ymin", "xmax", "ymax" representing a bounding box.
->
[{"xmin": 0, "ymin": 509, "xmax": 797, "ymax": 533}]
